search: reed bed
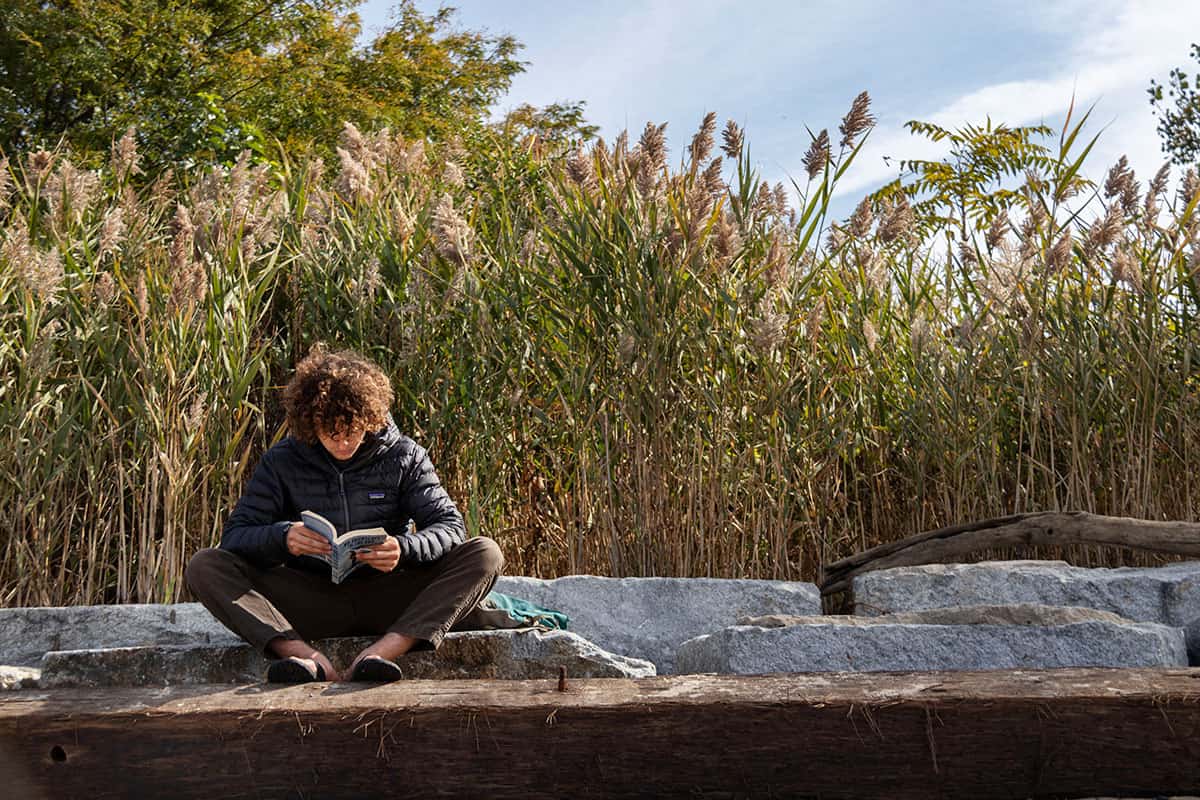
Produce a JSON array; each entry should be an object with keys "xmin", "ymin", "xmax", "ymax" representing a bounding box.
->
[{"xmin": 2, "ymin": 99, "xmax": 1199, "ymax": 605}]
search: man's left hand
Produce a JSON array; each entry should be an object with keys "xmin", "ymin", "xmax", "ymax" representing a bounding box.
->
[{"xmin": 355, "ymin": 536, "xmax": 401, "ymax": 573}]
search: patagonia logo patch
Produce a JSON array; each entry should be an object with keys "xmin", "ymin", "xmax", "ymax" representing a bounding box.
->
[{"xmin": 368, "ymin": 491, "xmax": 386, "ymax": 501}]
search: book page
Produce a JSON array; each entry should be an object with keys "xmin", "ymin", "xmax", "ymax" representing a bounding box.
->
[
  {"xmin": 330, "ymin": 537, "xmax": 384, "ymax": 583},
  {"xmin": 300, "ymin": 510, "xmax": 336, "ymax": 542},
  {"xmin": 337, "ymin": 529, "xmax": 389, "ymax": 547},
  {"xmin": 299, "ymin": 510, "xmax": 337, "ymax": 565},
  {"xmin": 299, "ymin": 511, "xmax": 393, "ymax": 582}
]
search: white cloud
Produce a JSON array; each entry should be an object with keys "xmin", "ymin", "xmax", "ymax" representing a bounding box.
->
[
  {"xmin": 359, "ymin": 0, "xmax": 1195, "ymax": 217},
  {"xmin": 827, "ymin": 1, "xmax": 1200, "ymax": 200},
  {"xmin": 475, "ymin": 0, "xmax": 891, "ymax": 139},
  {"xmin": 488, "ymin": 0, "xmax": 739, "ymax": 122}
]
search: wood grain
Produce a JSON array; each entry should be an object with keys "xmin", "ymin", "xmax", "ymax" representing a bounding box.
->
[
  {"xmin": 3, "ymin": 670, "xmax": 1200, "ymax": 798},
  {"xmin": 820, "ymin": 511, "xmax": 1200, "ymax": 595}
]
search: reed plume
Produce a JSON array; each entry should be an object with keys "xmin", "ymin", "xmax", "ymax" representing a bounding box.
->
[
  {"xmin": 566, "ymin": 149, "xmax": 595, "ymax": 189},
  {"xmin": 839, "ymin": 91, "xmax": 875, "ymax": 148},
  {"xmin": 99, "ymin": 207, "xmax": 126, "ymax": 260},
  {"xmin": 848, "ymin": 196, "xmax": 873, "ymax": 238},
  {"xmin": 985, "ymin": 212, "xmax": 1010, "ymax": 251},
  {"xmin": 110, "ymin": 127, "xmax": 142, "ymax": 180},
  {"xmin": 878, "ymin": 193, "xmax": 914, "ymax": 245},
  {"xmin": 721, "ymin": 120, "xmax": 743, "ymax": 159},
  {"xmin": 0, "ymin": 157, "xmax": 10, "ymax": 211},
  {"xmin": 1085, "ymin": 203, "xmax": 1123, "ymax": 255},
  {"xmin": 690, "ymin": 111, "xmax": 718, "ymax": 167},
  {"xmin": 1046, "ymin": 230, "xmax": 1073, "ymax": 273},
  {"xmin": 433, "ymin": 193, "xmax": 472, "ymax": 265},
  {"xmin": 5, "ymin": 92, "xmax": 1200, "ymax": 605},
  {"xmin": 803, "ymin": 129, "xmax": 830, "ymax": 180},
  {"xmin": 442, "ymin": 161, "xmax": 466, "ymax": 189}
]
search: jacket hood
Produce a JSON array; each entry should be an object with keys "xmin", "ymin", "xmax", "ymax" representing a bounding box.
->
[{"xmin": 301, "ymin": 412, "xmax": 403, "ymax": 471}]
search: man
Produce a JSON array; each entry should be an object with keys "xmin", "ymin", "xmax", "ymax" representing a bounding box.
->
[{"xmin": 186, "ymin": 346, "xmax": 504, "ymax": 682}]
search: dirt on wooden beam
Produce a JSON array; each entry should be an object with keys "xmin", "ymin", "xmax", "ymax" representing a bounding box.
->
[{"xmin": 3, "ymin": 669, "xmax": 1200, "ymax": 799}]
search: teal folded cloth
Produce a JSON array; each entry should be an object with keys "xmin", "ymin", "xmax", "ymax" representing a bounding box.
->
[{"xmin": 482, "ymin": 590, "xmax": 570, "ymax": 630}]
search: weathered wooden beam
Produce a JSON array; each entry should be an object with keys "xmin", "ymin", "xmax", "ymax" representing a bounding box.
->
[
  {"xmin": 820, "ymin": 511, "xmax": 1200, "ymax": 595},
  {"xmin": 3, "ymin": 670, "xmax": 1200, "ymax": 798}
]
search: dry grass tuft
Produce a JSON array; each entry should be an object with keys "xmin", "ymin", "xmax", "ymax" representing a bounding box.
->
[{"xmin": 2, "ymin": 102, "xmax": 1199, "ymax": 605}]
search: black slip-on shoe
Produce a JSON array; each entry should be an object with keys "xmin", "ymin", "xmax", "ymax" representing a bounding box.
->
[
  {"xmin": 350, "ymin": 655, "xmax": 404, "ymax": 683},
  {"xmin": 266, "ymin": 656, "xmax": 326, "ymax": 683}
]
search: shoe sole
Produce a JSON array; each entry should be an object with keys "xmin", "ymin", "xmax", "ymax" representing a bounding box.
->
[
  {"xmin": 351, "ymin": 657, "xmax": 403, "ymax": 682},
  {"xmin": 267, "ymin": 657, "xmax": 324, "ymax": 683}
]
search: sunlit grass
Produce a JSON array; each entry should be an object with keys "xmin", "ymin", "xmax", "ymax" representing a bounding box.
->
[{"xmin": 2, "ymin": 100, "xmax": 1198, "ymax": 605}]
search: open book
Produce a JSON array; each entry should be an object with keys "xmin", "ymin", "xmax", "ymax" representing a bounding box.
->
[{"xmin": 300, "ymin": 510, "xmax": 391, "ymax": 584}]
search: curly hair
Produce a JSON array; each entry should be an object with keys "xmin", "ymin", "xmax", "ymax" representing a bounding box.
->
[{"xmin": 283, "ymin": 345, "xmax": 394, "ymax": 444}]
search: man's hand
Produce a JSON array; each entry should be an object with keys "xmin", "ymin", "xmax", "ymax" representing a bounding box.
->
[
  {"xmin": 286, "ymin": 522, "xmax": 332, "ymax": 558},
  {"xmin": 355, "ymin": 536, "xmax": 401, "ymax": 573}
]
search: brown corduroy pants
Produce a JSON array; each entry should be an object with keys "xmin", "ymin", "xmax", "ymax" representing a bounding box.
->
[{"xmin": 185, "ymin": 536, "xmax": 505, "ymax": 656}]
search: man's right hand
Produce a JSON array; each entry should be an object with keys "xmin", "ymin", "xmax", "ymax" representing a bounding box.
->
[{"xmin": 286, "ymin": 522, "xmax": 333, "ymax": 558}]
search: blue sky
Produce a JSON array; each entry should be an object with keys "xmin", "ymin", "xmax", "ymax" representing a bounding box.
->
[{"xmin": 356, "ymin": 1, "xmax": 1200, "ymax": 219}]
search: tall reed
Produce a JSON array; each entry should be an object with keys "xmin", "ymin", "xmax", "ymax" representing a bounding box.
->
[{"xmin": 2, "ymin": 98, "xmax": 1199, "ymax": 605}]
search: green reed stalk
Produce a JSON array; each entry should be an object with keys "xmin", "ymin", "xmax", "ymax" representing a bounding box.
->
[{"xmin": 2, "ymin": 100, "xmax": 1200, "ymax": 604}]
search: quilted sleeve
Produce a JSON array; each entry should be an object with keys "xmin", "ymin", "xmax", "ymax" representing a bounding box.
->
[
  {"xmin": 395, "ymin": 443, "xmax": 466, "ymax": 563},
  {"xmin": 219, "ymin": 449, "xmax": 293, "ymax": 568}
]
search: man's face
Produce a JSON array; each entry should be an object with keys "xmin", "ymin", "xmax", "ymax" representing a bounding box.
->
[{"xmin": 317, "ymin": 422, "xmax": 368, "ymax": 461}]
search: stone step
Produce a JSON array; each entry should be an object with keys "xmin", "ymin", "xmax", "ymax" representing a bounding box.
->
[
  {"xmin": 0, "ymin": 602, "xmax": 239, "ymax": 666},
  {"xmin": 33, "ymin": 628, "xmax": 655, "ymax": 688},
  {"xmin": 0, "ymin": 575, "xmax": 822, "ymax": 674},
  {"xmin": 675, "ymin": 605, "xmax": 1188, "ymax": 674},
  {"xmin": 495, "ymin": 575, "xmax": 820, "ymax": 672},
  {"xmin": 851, "ymin": 560, "xmax": 1200, "ymax": 662}
]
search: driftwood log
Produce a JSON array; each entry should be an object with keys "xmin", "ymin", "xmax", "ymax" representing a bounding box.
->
[
  {"xmin": 820, "ymin": 511, "xmax": 1200, "ymax": 596},
  {"xmin": 3, "ymin": 670, "xmax": 1200, "ymax": 798}
]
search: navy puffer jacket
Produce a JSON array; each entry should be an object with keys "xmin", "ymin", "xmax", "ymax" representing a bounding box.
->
[{"xmin": 220, "ymin": 413, "xmax": 465, "ymax": 576}]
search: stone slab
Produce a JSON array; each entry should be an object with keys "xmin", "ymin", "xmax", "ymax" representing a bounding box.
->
[
  {"xmin": 0, "ymin": 603, "xmax": 237, "ymax": 666},
  {"xmin": 743, "ymin": 603, "xmax": 1138, "ymax": 628},
  {"xmin": 495, "ymin": 575, "xmax": 820, "ymax": 673},
  {"xmin": 37, "ymin": 628, "xmax": 655, "ymax": 688},
  {"xmin": 675, "ymin": 613, "xmax": 1188, "ymax": 674},
  {"xmin": 0, "ymin": 576, "xmax": 818, "ymax": 675},
  {"xmin": 851, "ymin": 560, "xmax": 1200, "ymax": 662}
]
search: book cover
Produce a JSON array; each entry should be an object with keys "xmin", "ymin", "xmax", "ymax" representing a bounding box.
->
[{"xmin": 300, "ymin": 510, "xmax": 391, "ymax": 584}]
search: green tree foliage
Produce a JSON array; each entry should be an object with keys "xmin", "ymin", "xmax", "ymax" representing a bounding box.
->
[
  {"xmin": 1149, "ymin": 43, "xmax": 1200, "ymax": 166},
  {"xmin": 500, "ymin": 100, "xmax": 599, "ymax": 147},
  {"xmin": 876, "ymin": 119, "xmax": 1057, "ymax": 240},
  {"xmin": 348, "ymin": 3, "xmax": 523, "ymax": 143},
  {"xmin": 0, "ymin": 0, "xmax": 524, "ymax": 166}
]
